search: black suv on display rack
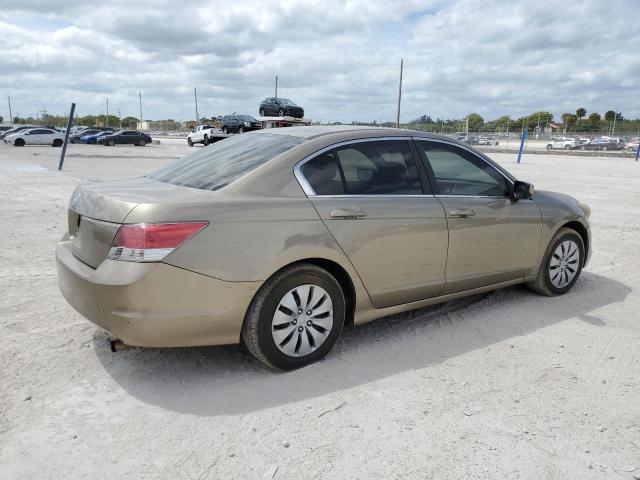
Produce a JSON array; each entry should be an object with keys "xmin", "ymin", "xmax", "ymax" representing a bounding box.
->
[{"xmin": 259, "ymin": 97, "xmax": 304, "ymax": 118}]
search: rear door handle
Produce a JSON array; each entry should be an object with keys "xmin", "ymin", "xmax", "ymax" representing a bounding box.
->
[
  {"xmin": 330, "ymin": 208, "xmax": 367, "ymax": 219},
  {"xmin": 448, "ymin": 208, "xmax": 476, "ymax": 218}
]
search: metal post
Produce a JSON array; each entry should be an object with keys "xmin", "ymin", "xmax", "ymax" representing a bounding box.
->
[
  {"xmin": 396, "ymin": 59, "xmax": 403, "ymax": 128},
  {"xmin": 8, "ymin": 96, "xmax": 12, "ymax": 123},
  {"xmin": 118, "ymin": 109, "xmax": 121, "ymax": 129},
  {"xmin": 636, "ymin": 142, "xmax": 639, "ymax": 161},
  {"xmin": 106, "ymin": 98, "xmax": 109, "ymax": 128},
  {"xmin": 139, "ymin": 92, "xmax": 143, "ymax": 131},
  {"xmin": 194, "ymin": 87, "xmax": 199, "ymax": 125},
  {"xmin": 275, "ymin": 76, "xmax": 278, "ymax": 98},
  {"xmin": 517, "ymin": 128, "xmax": 527, "ymax": 164},
  {"xmin": 58, "ymin": 103, "xmax": 75, "ymax": 170}
]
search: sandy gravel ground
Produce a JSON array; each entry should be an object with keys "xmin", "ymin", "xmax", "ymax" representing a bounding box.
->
[{"xmin": 1, "ymin": 142, "xmax": 639, "ymax": 479}]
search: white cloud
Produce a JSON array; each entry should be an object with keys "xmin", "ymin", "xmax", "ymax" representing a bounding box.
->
[{"xmin": 0, "ymin": 0, "xmax": 638, "ymax": 123}]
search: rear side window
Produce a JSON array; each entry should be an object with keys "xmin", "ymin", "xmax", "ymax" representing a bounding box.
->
[
  {"xmin": 300, "ymin": 140, "xmax": 424, "ymax": 195},
  {"xmin": 149, "ymin": 133, "xmax": 304, "ymax": 190}
]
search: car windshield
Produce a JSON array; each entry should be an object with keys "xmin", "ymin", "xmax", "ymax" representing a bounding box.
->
[
  {"xmin": 238, "ymin": 115, "xmax": 257, "ymax": 122},
  {"xmin": 278, "ymin": 98, "xmax": 296, "ymax": 106},
  {"xmin": 148, "ymin": 133, "xmax": 304, "ymax": 191}
]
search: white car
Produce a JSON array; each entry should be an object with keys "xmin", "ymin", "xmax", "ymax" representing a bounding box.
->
[
  {"xmin": 5, "ymin": 127, "xmax": 65, "ymax": 147},
  {"xmin": 546, "ymin": 138, "xmax": 577, "ymax": 150},
  {"xmin": 187, "ymin": 124, "xmax": 217, "ymax": 146},
  {"xmin": 625, "ymin": 140, "xmax": 639, "ymax": 152}
]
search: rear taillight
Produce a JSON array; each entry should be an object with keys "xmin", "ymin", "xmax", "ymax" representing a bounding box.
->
[{"xmin": 107, "ymin": 222, "xmax": 208, "ymax": 262}]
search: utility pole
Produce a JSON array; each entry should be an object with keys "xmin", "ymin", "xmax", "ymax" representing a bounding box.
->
[
  {"xmin": 396, "ymin": 59, "xmax": 403, "ymax": 128},
  {"xmin": 465, "ymin": 114, "xmax": 469, "ymax": 136},
  {"xmin": 118, "ymin": 109, "xmax": 122, "ymax": 129},
  {"xmin": 106, "ymin": 98, "xmax": 109, "ymax": 127},
  {"xmin": 275, "ymin": 76, "xmax": 278, "ymax": 98},
  {"xmin": 7, "ymin": 96, "xmax": 12, "ymax": 124},
  {"xmin": 194, "ymin": 87, "xmax": 199, "ymax": 125},
  {"xmin": 139, "ymin": 92, "xmax": 143, "ymax": 131}
]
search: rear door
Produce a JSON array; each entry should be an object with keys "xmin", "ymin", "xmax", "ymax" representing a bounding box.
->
[
  {"xmin": 297, "ymin": 138, "xmax": 448, "ymax": 308},
  {"xmin": 414, "ymin": 139, "xmax": 541, "ymax": 294},
  {"xmin": 28, "ymin": 129, "xmax": 51, "ymax": 144}
]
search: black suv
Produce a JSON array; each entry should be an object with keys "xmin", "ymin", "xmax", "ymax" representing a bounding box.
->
[
  {"xmin": 259, "ymin": 97, "xmax": 304, "ymax": 118},
  {"xmin": 220, "ymin": 115, "xmax": 262, "ymax": 134}
]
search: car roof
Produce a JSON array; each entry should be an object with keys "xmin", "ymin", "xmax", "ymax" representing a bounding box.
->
[{"xmin": 248, "ymin": 124, "xmax": 455, "ymax": 141}]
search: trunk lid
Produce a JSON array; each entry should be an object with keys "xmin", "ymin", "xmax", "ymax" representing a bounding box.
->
[{"xmin": 68, "ymin": 177, "xmax": 212, "ymax": 268}]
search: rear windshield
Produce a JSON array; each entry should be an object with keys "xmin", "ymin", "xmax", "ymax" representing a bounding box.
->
[{"xmin": 148, "ymin": 133, "xmax": 304, "ymax": 190}]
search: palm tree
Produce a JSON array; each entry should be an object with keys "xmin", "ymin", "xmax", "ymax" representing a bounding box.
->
[
  {"xmin": 604, "ymin": 110, "xmax": 616, "ymax": 134},
  {"xmin": 588, "ymin": 113, "xmax": 601, "ymax": 131},
  {"xmin": 565, "ymin": 114, "xmax": 577, "ymax": 132},
  {"xmin": 576, "ymin": 108, "xmax": 586, "ymax": 127}
]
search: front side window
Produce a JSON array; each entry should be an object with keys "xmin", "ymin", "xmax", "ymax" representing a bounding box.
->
[
  {"xmin": 300, "ymin": 140, "xmax": 424, "ymax": 195},
  {"xmin": 149, "ymin": 133, "xmax": 304, "ymax": 191},
  {"xmin": 417, "ymin": 141, "xmax": 508, "ymax": 197}
]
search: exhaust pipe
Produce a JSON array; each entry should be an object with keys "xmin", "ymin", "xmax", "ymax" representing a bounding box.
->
[{"xmin": 110, "ymin": 339, "xmax": 132, "ymax": 352}]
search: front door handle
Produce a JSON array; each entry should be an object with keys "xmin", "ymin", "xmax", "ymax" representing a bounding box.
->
[
  {"xmin": 448, "ymin": 208, "xmax": 476, "ymax": 218},
  {"xmin": 330, "ymin": 208, "xmax": 367, "ymax": 219}
]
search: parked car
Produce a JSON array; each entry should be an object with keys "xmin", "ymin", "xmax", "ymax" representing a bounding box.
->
[
  {"xmin": 259, "ymin": 97, "xmax": 304, "ymax": 118},
  {"xmin": 0, "ymin": 126, "xmax": 13, "ymax": 133},
  {"xmin": 80, "ymin": 130, "xmax": 115, "ymax": 144},
  {"xmin": 220, "ymin": 115, "xmax": 262, "ymax": 134},
  {"xmin": 98, "ymin": 130, "xmax": 151, "ymax": 146},
  {"xmin": 575, "ymin": 140, "xmax": 622, "ymax": 151},
  {"xmin": 70, "ymin": 128, "xmax": 109, "ymax": 143},
  {"xmin": 477, "ymin": 136, "xmax": 499, "ymax": 146},
  {"xmin": 187, "ymin": 125, "xmax": 217, "ymax": 146},
  {"xmin": 546, "ymin": 138, "xmax": 577, "ymax": 150},
  {"xmin": 56, "ymin": 126, "xmax": 591, "ymax": 370},
  {"xmin": 625, "ymin": 140, "xmax": 639, "ymax": 152},
  {"xmin": 0, "ymin": 125, "xmax": 38, "ymax": 140},
  {"xmin": 5, "ymin": 127, "xmax": 65, "ymax": 147}
]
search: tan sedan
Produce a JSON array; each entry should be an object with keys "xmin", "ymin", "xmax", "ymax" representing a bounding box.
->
[{"xmin": 56, "ymin": 126, "xmax": 591, "ymax": 370}]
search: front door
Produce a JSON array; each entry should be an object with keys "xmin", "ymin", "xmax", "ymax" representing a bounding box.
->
[
  {"xmin": 297, "ymin": 138, "xmax": 448, "ymax": 308},
  {"xmin": 414, "ymin": 139, "xmax": 542, "ymax": 294}
]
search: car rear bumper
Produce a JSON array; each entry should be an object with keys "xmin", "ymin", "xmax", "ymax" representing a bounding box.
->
[{"xmin": 56, "ymin": 237, "xmax": 260, "ymax": 347}]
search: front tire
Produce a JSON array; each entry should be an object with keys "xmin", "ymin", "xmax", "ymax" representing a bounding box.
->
[
  {"xmin": 188, "ymin": 137, "xmax": 193, "ymax": 146},
  {"xmin": 546, "ymin": 144, "xmax": 552, "ymax": 150},
  {"xmin": 238, "ymin": 126, "xmax": 244, "ymax": 134},
  {"xmin": 222, "ymin": 127, "xmax": 228, "ymax": 134},
  {"xmin": 203, "ymin": 135, "xmax": 209, "ymax": 146},
  {"xmin": 278, "ymin": 109, "xmax": 284, "ymax": 117},
  {"xmin": 14, "ymin": 138, "xmax": 25, "ymax": 147},
  {"xmin": 242, "ymin": 264, "xmax": 345, "ymax": 370},
  {"xmin": 527, "ymin": 227, "xmax": 585, "ymax": 296},
  {"xmin": 107, "ymin": 139, "xmax": 116, "ymax": 146},
  {"xmin": 259, "ymin": 109, "xmax": 265, "ymax": 117}
]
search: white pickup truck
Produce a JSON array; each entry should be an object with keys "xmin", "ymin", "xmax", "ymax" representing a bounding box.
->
[{"xmin": 187, "ymin": 125, "xmax": 217, "ymax": 146}]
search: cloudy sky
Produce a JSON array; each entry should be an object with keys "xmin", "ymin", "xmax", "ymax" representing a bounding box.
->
[{"xmin": 1, "ymin": 0, "xmax": 638, "ymax": 123}]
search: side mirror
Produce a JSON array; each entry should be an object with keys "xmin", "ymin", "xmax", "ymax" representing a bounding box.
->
[{"xmin": 513, "ymin": 180, "xmax": 534, "ymax": 200}]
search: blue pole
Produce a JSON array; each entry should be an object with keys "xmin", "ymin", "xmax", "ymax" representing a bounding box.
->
[
  {"xmin": 636, "ymin": 142, "xmax": 640, "ymax": 161},
  {"xmin": 517, "ymin": 128, "xmax": 527, "ymax": 163}
]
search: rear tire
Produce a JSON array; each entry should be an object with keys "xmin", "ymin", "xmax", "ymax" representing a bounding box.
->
[
  {"xmin": 71, "ymin": 138, "xmax": 80, "ymax": 144},
  {"xmin": 259, "ymin": 109, "xmax": 265, "ymax": 117},
  {"xmin": 107, "ymin": 139, "xmax": 116, "ymax": 146},
  {"xmin": 52, "ymin": 139, "xmax": 63, "ymax": 147},
  {"xmin": 203, "ymin": 135, "xmax": 209, "ymax": 146},
  {"xmin": 222, "ymin": 127, "xmax": 228, "ymax": 134},
  {"xmin": 242, "ymin": 263, "xmax": 345, "ymax": 370},
  {"xmin": 14, "ymin": 138, "xmax": 25, "ymax": 147},
  {"xmin": 188, "ymin": 137, "xmax": 193, "ymax": 146},
  {"xmin": 278, "ymin": 109, "xmax": 284, "ymax": 117},
  {"xmin": 137, "ymin": 139, "xmax": 146, "ymax": 146},
  {"xmin": 238, "ymin": 126, "xmax": 244, "ymax": 134},
  {"xmin": 527, "ymin": 227, "xmax": 585, "ymax": 296},
  {"xmin": 546, "ymin": 144, "xmax": 552, "ymax": 150}
]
